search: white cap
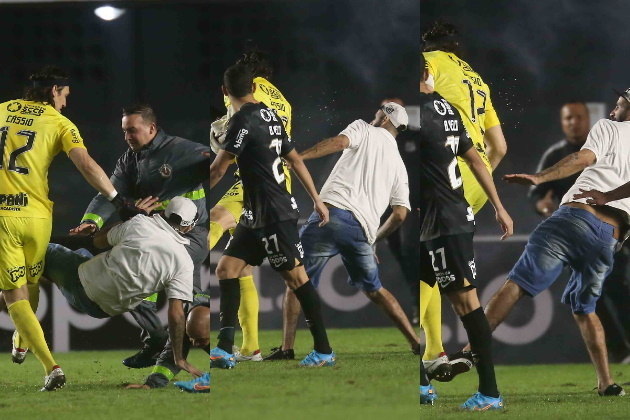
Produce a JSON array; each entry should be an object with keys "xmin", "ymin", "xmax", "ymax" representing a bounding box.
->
[
  {"xmin": 164, "ymin": 196, "xmax": 198, "ymax": 227},
  {"xmin": 381, "ymin": 102, "xmax": 409, "ymax": 131}
]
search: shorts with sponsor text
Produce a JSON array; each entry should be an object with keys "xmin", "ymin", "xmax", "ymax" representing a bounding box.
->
[{"xmin": 420, "ymin": 232, "xmax": 476, "ymax": 294}]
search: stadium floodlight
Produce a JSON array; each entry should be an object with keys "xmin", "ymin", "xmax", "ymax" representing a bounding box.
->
[{"xmin": 94, "ymin": 6, "xmax": 126, "ymax": 21}]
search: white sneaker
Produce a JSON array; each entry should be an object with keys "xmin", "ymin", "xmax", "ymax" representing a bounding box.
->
[
  {"xmin": 11, "ymin": 331, "xmax": 27, "ymax": 364},
  {"xmin": 422, "ymin": 352, "xmax": 453, "ymax": 382},
  {"xmin": 41, "ymin": 367, "xmax": 66, "ymax": 392},
  {"xmin": 234, "ymin": 349, "xmax": 263, "ymax": 362}
]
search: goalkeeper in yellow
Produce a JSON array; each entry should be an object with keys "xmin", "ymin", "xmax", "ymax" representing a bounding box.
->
[
  {"xmin": 0, "ymin": 66, "xmax": 118, "ymax": 391},
  {"xmin": 420, "ymin": 22, "xmax": 508, "ymax": 382},
  {"xmin": 209, "ymin": 50, "xmax": 292, "ymax": 361}
]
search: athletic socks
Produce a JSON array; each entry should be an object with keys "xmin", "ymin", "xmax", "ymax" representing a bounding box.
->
[
  {"xmin": 208, "ymin": 221, "xmax": 224, "ymax": 250},
  {"xmin": 14, "ymin": 282, "xmax": 41, "ymax": 349},
  {"xmin": 293, "ymin": 281, "xmax": 332, "ymax": 354},
  {"xmin": 217, "ymin": 278, "xmax": 240, "ymax": 353},
  {"xmin": 420, "ymin": 357, "xmax": 430, "ymax": 386},
  {"xmin": 460, "ymin": 307, "xmax": 499, "ymax": 398},
  {"xmin": 420, "ymin": 281, "xmax": 444, "ymax": 360},
  {"xmin": 8, "ymin": 299, "xmax": 56, "ymax": 374},
  {"xmin": 238, "ymin": 275, "xmax": 260, "ymax": 354}
]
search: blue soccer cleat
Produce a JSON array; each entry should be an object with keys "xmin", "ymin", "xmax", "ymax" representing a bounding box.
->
[
  {"xmin": 174, "ymin": 372, "xmax": 210, "ymax": 393},
  {"xmin": 460, "ymin": 392, "xmax": 504, "ymax": 411},
  {"xmin": 420, "ymin": 384, "xmax": 438, "ymax": 405},
  {"xmin": 210, "ymin": 347, "xmax": 236, "ymax": 369},
  {"xmin": 298, "ymin": 350, "xmax": 336, "ymax": 367}
]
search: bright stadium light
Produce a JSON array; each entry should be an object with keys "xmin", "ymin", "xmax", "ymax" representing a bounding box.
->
[{"xmin": 94, "ymin": 6, "xmax": 126, "ymax": 21}]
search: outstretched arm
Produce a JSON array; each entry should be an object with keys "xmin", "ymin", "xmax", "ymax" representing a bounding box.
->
[
  {"xmin": 504, "ymin": 149, "xmax": 596, "ymax": 186},
  {"xmin": 300, "ymin": 135, "xmax": 350, "ymax": 161},
  {"xmin": 484, "ymin": 125, "xmax": 508, "ymax": 170},
  {"xmin": 283, "ymin": 149, "xmax": 329, "ymax": 226},
  {"xmin": 168, "ymin": 298, "xmax": 203, "ymax": 377},
  {"xmin": 374, "ymin": 205, "xmax": 409, "ymax": 243},
  {"xmin": 68, "ymin": 148, "xmax": 117, "ymax": 197},
  {"xmin": 209, "ymin": 150, "xmax": 236, "ymax": 189}
]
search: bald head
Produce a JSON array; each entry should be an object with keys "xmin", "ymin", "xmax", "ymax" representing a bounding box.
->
[
  {"xmin": 560, "ymin": 102, "xmax": 590, "ymax": 146},
  {"xmin": 186, "ymin": 305, "xmax": 209, "ymax": 348}
]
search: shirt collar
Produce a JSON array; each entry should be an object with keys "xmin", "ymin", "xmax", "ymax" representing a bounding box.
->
[{"xmin": 150, "ymin": 214, "xmax": 190, "ymax": 246}]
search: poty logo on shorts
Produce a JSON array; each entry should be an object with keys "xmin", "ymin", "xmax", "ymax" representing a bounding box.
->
[
  {"xmin": 234, "ymin": 129, "xmax": 248, "ymax": 148},
  {"xmin": 436, "ymin": 270, "xmax": 456, "ymax": 289},
  {"xmin": 8, "ymin": 266, "xmax": 26, "ymax": 283},
  {"xmin": 269, "ymin": 255, "xmax": 288, "ymax": 268},
  {"xmin": 29, "ymin": 261, "xmax": 43, "ymax": 278}
]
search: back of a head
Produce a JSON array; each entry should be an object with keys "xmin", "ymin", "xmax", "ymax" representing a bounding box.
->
[
  {"xmin": 164, "ymin": 196, "xmax": 198, "ymax": 232},
  {"xmin": 236, "ymin": 49, "xmax": 273, "ymax": 80},
  {"xmin": 23, "ymin": 65, "xmax": 70, "ymax": 105},
  {"xmin": 223, "ymin": 63, "xmax": 254, "ymax": 98},
  {"xmin": 422, "ymin": 21, "xmax": 460, "ymax": 54},
  {"xmin": 122, "ymin": 104, "xmax": 157, "ymax": 125}
]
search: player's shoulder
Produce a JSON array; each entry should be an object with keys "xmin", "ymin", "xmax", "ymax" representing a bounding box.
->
[{"xmin": 342, "ymin": 119, "xmax": 371, "ymax": 133}]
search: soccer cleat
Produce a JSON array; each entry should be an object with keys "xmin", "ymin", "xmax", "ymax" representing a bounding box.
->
[
  {"xmin": 420, "ymin": 384, "xmax": 438, "ymax": 405},
  {"xmin": 122, "ymin": 343, "xmax": 163, "ymax": 369},
  {"xmin": 210, "ymin": 347, "xmax": 236, "ymax": 369},
  {"xmin": 174, "ymin": 372, "xmax": 210, "ymax": 393},
  {"xmin": 263, "ymin": 346, "xmax": 295, "ymax": 361},
  {"xmin": 11, "ymin": 331, "xmax": 27, "ymax": 364},
  {"xmin": 460, "ymin": 392, "xmax": 504, "ymax": 411},
  {"xmin": 234, "ymin": 349, "xmax": 263, "ymax": 362},
  {"xmin": 448, "ymin": 350, "xmax": 475, "ymax": 381},
  {"xmin": 41, "ymin": 366, "xmax": 66, "ymax": 392},
  {"xmin": 423, "ymin": 352, "xmax": 453, "ymax": 382},
  {"xmin": 598, "ymin": 384, "xmax": 625, "ymax": 396},
  {"xmin": 299, "ymin": 350, "xmax": 336, "ymax": 367}
]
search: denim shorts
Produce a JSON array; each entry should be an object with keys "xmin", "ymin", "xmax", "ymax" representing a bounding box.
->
[
  {"xmin": 44, "ymin": 243, "xmax": 110, "ymax": 318},
  {"xmin": 299, "ymin": 208, "xmax": 382, "ymax": 292},
  {"xmin": 509, "ymin": 206, "xmax": 617, "ymax": 314}
]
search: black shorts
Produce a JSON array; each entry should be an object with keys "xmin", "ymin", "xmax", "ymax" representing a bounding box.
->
[
  {"xmin": 223, "ymin": 220, "xmax": 304, "ymax": 272},
  {"xmin": 420, "ymin": 233, "xmax": 476, "ymax": 294}
]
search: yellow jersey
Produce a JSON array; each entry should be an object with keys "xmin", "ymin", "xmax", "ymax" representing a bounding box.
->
[
  {"xmin": 0, "ymin": 99, "xmax": 86, "ymax": 218},
  {"xmin": 423, "ymin": 50, "xmax": 501, "ymax": 212}
]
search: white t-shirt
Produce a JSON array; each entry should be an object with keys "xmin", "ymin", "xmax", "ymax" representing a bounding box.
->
[
  {"xmin": 562, "ymin": 119, "xmax": 630, "ymax": 219},
  {"xmin": 319, "ymin": 119, "xmax": 411, "ymax": 244},
  {"xmin": 78, "ymin": 214, "xmax": 194, "ymax": 316}
]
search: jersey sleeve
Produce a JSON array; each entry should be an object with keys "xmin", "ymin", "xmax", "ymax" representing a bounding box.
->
[
  {"xmin": 279, "ymin": 120, "xmax": 295, "ymax": 157},
  {"xmin": 165, "ymin": 265, "xmax": 193, "ymax": 302},
  {"xmin": 106, "ymin": 221, "xmax": 130, "ymax": 247},
  {"xmin": 58, "ymin": 119, "xmax": 86, "ymax": 154},
  {"xmin": 457, "ymin": 126, "xmax": 474, "ymax": 157},
  {"xmin": 223, "ymin": 113, "xmax": 250, "ymax": 157},
  {"xmin": 483, "ymin": 90, "xmax": 501, "ymax": 129},
  {"xmin": 581, "ymin": 119, "xmax": 614, "ymax": 161},
  {"xmin": 340, "ymin": 120, "xmax": 369, "ymax": 149}
]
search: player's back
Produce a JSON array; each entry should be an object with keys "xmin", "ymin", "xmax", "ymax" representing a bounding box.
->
[
  {"xmin": 419, "ymin": 92, "xmax": 475, "ymax": 241},
  {"xmin": 0, "ymin": 99, "xmax": 84, "ymax": 218}
]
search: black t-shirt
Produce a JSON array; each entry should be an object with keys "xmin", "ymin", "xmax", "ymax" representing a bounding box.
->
[
  {"xmin": 419, "ymin": 92, "xmax": 475, "ymax": 241},
  {"xmin": 223, "ymin": 102, "xmax": 299, "ymax": 228}
]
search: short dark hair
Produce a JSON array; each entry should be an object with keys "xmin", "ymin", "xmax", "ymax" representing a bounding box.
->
[
  {"xmin": 223, "ymin": 63, "xmax": 254, "ymax": 98},
  {"xmin": 122, "ymin": 104, "xmax": 157, "ymax": 124},
  {"xmin": 422, "ymin": 21, "xmax": 460, "ymax": 54},
  {"xmin": 562, "ymin": 100, "xmax": 588, "ymax": 109},
  {"xmin": 23, "ymin": 65, "xmax": 69, "ymax": 105},
  {"xmin": 236, "ymin": 49, "xmax": 273, "ymax": 80}
]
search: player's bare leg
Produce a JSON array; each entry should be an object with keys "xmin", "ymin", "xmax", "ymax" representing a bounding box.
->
[
  {"xmin": 282, "ymin": 287, "xmax": 300, "ymax": 351},
  {"xmin": 364, "ymin": 287, "xmax": 420, "ymax": 351},
  {"xmin": 573, "ymin": 312, "xmax": 615, "ymax": 392}
]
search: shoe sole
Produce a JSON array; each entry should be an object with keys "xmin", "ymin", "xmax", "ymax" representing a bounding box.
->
[
  {"xmin": 448, "ymin": 357, "xmax": 473, "ymax": 382},
  {"xmin": 12, "ymin": 355, "xmax": 26, "ymax": 364},
  {"xmin": 427, "ymin": 362, "xmax": 453, "ymax": 382},
  {"xmin": 41, "ymin": 376, "xmax": 66, "ymax": 392},
  {"xmin": 210, "ymin": 357, "xmax": 235, "ymax": 369}
]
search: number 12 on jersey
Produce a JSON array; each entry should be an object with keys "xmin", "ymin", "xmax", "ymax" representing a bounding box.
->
[{"xmin": 0, "ymin": 126, "xmax": 36, "ymax": 175}]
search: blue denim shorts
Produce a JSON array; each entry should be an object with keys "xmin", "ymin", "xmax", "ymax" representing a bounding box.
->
[
  {"xmin": 509, "ymin": 206, "xmax": 617, "ymax": 314},
  {"xmin": 299, "ymin": 208, "xmax": 382, "ymax": 292},
  {"xmin": 44, "ymin": 243, "xmax": 110, "ymax": 318}
]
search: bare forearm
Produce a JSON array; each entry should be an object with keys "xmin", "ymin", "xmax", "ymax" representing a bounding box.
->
[
  {"xmin": 168, "ymin": 300, "xmax": 187, "ymax": 363},
  {"xmin": 291, "ymin": 159, "xmax": 321, "ymax": 203},
  {"xmin": 209, "ymin": 166, "xmax": 227, "ymax": 189},
  {"xmin": 375, "ymin": 214, "xmax": 405, "ymax": 243},
  {"xmin": 469, "ymin": 159, "xmax": 505, "ymax": 211},
  {"xmin": 78, "ymin": 159, "xmax": 116, "ymax": 197},
  {"xmin": 484, "ymin": 125, "xmax": 507, "ymax": 169},
  {"xmin": 536, "ymin": 152, "xmax": 588, "ymax": 183},
  {"xmin": 300, "ymin": 136, "xmax": 347, "ymax": 161},
  {"xmin": 606, "ymin": 181, "xmax": 630, "ymax": 202}
]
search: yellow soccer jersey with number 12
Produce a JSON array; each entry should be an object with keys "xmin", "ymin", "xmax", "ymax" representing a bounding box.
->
[
  {"xmin": 0, "ymin": 99, "xmax": 86, "ymax": 218},
  {"xmin": 423, "ymin": 50, "xmax": 501, "ymax": 213}
]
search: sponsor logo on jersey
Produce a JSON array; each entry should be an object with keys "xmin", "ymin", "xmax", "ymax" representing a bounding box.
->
[
  {"xmin": 242, "ymin": 209, "xmax": 253, "ymax": 221},
  {"xmin": 6, "ymin": 102, "xmax": 22, "ymax": 112},
  {"xmin": 234, "ymin": 129, "xmax": 248, "ymax": 148},
  {"xmin": 436, "ymin": 271, "xmax": 456, "ymax": 289},
  {"xmin": 0, "ymin": 193, "xmax": 29, "ymax": 209},
  {"xmin": 29, "ymin": 261, "xmax": 43, "ymax": 278},
  {"xmin": 8, "ymin": 265, "xmax": 26, "ymax": 283},
  {"xmin": 20, "ymin": 104, "xmax": 45, "ymax": 116},
  {"xmin": 70, "ymin": 128, "xmax": 81, "ymax": 143},
  {"xmin": 159, "ymin": 163, "xmax": 173, "ymax": 178}
]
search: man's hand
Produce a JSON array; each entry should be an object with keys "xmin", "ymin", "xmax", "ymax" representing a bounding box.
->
[
  {"xmin": 536, "ymin": 190, "xmax": 557, "ymax": 218},
  {"xmin": 134, "ymin": 196, "xmax": 161, "ymax": 214},
  {"xmin": 69, "ymin": 222, "xmax": 98, "ymax": 236},
  {"xmin": 176, "ymin": 359, "xmax": 204, "ymax": 377},
  {"xmin": 314, "ymin": 200, "xmax": 329, "ymax": 226},
  {"xmin": 496, "ymin": 207, "xmax": 514, "ymax": 240},
  {"xmin": 503, "ymin": 173, "xmax": 541, "ymax": 186},
  {"xmin": 573, "ymin": 188, "xmax": 610, "ymax": 206}
]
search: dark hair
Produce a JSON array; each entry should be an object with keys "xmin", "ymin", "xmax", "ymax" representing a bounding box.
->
[
  {"xmin": 236, "ymin": 49, "xmax": 273, "ymax": 80},
  {"xmin": 23, "ymin": 65, "xmax": 69, "ymax": 105},
  {"xmin": 562, "ymin": 100, "xmax": 588, "ymax": 109},
  {"xmin": 223, "ymin": 63, "xmax": 254, "ymax": 98},
  {"xmin": 122, "ymin": 104, "xmax": 157, "ymax": 124},
  {"xmin": 422, "ymin": 21, "xmax": 460, "ymax": 54}
]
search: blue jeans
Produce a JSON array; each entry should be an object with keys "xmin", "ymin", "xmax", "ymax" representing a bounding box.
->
[
  {"xmin": 509, "ymin": 206, "xmax": 617, "ymax": 314},
  {"xmin": 44, "ymin": 244, "xmax": 110, "ymax": 318},
  {"xmin": 299, "ymin": 208, "xmax": 382, "ymax": 292}
]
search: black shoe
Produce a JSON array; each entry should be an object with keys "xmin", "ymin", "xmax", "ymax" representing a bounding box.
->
[
  {"xmin": 447, "ymin": 350, "xmax": 475, "ymax": 381},
  {"xmin": 598, "ymin": 383, "xmax": 626, "ymax": 396},
  {"xmin": 122, "ymin": 344, "xmax": 163, "ymax": 368},
  {"xmin": 263, "ymin": 346, "xmax": 295, "ymax": 361}
]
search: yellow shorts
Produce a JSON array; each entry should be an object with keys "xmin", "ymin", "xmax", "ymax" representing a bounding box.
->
[
  {"xmin": 0, "ymin": 216, "xmax": 51, "ymax": 290},
  {"xmin": 458, "ymin": 148, "xmax": 492, "ymax": 214}
]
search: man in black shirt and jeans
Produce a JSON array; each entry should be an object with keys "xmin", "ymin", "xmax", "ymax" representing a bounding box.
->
[{"xmin": 208, "ymin": 63, "xmax": 334, "ymax": 368}]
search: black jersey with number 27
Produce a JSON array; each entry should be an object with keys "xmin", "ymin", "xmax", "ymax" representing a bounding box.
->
[
  {"xmin": 223, "ymin": 102, "xmax": 299, "ymax": 229},
  {"xmin": 419, "ymin": 92, "xmax": 475, "ymax": 241}
]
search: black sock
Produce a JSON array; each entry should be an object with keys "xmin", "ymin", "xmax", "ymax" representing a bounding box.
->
[
  {"xmin": 217, "ymin": 278, "xmax": 240, "ymax": 353},
  {"xmin": 293, "ymin": 281, "xmax": 332, "ymax": 354},
  {"xmin": 420, "ymin": 357, "xmax": 430, "ymax": 386},
  {"xmin": 460, "ymin": 307, "xmax": 499, "ymax": 398}
]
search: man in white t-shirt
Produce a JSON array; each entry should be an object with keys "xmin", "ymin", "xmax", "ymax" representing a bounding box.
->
[
  {"xmin": 43, "ymin": 197, "xmax": 204, "ymax": 378},
  {"xmin": 266, "ymin": 103, "xmax": 421, "ymax": 360},
  {"xmin": 482, "ymin": 89, "xmax": 630, "ymax": 397}
]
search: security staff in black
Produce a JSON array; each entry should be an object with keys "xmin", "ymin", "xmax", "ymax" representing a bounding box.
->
[{"xmin": 71, "ymin": 104, "xmax": 210, "ymax": 369}]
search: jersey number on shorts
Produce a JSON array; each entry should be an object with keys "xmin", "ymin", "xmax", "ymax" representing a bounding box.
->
[
  {"xmin": 262, "ymin": 234, "xmax": 279, "ymax": 255},
  {"xmin": 429, "ymin": 247, "xmax": 446, "ymax": 272},
  {"xmin": 0, "ymin": 126, "xmax": 36, "ymax": 175},
  {"xmin": 445, "ymin": 135, "xmax": 462, "ymax": 190}
]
